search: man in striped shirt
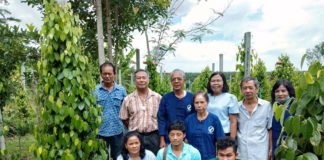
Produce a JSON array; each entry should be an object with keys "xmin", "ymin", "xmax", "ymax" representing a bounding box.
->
[{"xmin": 119, "ymin": 69, "xmax": 162, "ymax": 154}]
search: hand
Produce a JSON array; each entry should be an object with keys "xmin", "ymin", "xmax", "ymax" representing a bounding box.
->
[
  {"xmin": 268, "ymin": 151, "xmax": 272, "ymax": 160},
  {"xmin": 160, "ymin": 136, "xmax": 166, "ymax": 148}
]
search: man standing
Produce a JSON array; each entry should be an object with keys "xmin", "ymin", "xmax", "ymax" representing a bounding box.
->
[
  {"xmin": 158, "ymin": 69, "xmax": 195, "ymax": 148},
  {"xmin": 95, "ymin": 62, "xmax": 127, "ymax": 160},
  {"xmin": 157, "ymin": 120, "xmax": 201, "ymax": 160},
  {"xmin": 119, "ymin": 69, "xmax": 162, "ymax": 154},
  {"xmin": 237, "ymin": 77, "xmax": 273, "ymax": 160}
]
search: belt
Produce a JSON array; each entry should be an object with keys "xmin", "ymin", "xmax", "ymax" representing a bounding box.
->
[{"xmin": 139, "ymin": 130, "xmax": 158, "ymax": 136}]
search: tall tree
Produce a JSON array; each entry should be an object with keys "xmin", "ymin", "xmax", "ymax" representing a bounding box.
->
[
  {"xmin": 96, "ymin": 0, "xmax": 105, "ymax": 66},
  {"xmin": 303, "ymin": 42, "xmax": 324, "ymax": 66}
]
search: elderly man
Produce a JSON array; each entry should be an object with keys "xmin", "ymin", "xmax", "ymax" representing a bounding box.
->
[
  {"xmin": 158, "ymin": 69, "xmax": 195, "ymax": 148},
  {"xmin": 95, "ymin": 62, "xmax": 127, "ymax": 160},
  {"xmin": 237, "ymin": 77, "xmax": 273, "ymax": 160},
  {"xmin": 119, "ymin": 69, "xmax": 162, "ymax": 154}
]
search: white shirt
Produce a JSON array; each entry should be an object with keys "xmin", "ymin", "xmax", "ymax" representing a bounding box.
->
[{"xmin": 116, "ymin": 150, "xmax": 156, "ymax": 160}]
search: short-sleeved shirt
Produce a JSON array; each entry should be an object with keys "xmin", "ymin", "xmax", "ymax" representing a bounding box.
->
[
  {"xmin": 157, "ymin": 142, "xmax": 201, "ymax": 160},
  {"xmin": 207, "ymin": 93, "xmax": 239, "ymax": 133},
  {"xmin": 119, "ymin": 89, "xmax": 161, "ymax": 132},
  {"xmin": 237, "ymin": 98, "xmax": 273, "ymax": 160},
  {"xmin": 158, "ymin": 91, "xmax": 195, "ymax": 142},
  {"xmin": 116, "ymin": 149, "xmax": 156, "ymax": 160},
  {"xmin": 185, "ymin": 113, "xmax": 225, "ymax": 160},
  {"xmin": 95, "ymin": 82, "xmax": 127, "ymax": 137}
]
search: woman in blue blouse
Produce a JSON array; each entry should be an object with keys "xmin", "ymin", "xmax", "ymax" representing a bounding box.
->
[
  {"xmin": 185, "ymin": 91, "xmax": 225, "ymax": 160},
  {"xmin": 271, "ymin": 79, "xmax": 295, "ymax": 160},
  {"xmin": 206, "ymin": 72, "xmax": 239, "ymax": 138}
]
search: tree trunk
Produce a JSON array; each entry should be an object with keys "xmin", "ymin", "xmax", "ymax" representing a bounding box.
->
[
  {"xmin": 114, "ymin": 6, "xmax": 119, "ymax": 75},
  {"xmin": 96, "ymin": 0, "xmax": 105, "ymax": 66},
  {"xmin": 105, "ymin": 0, "xmax": 113, "ymax": 62},
  {"xmin": 145, "ymin": 29, "xmax": 151, "ymax": 56}
]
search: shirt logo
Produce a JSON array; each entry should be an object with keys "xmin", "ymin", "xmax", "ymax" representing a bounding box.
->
[
  {"xmin": 208, "ymin": 126, "xmax": 214, "ymax": 134},
  {"xmin": 187, "ymin": 105, "xmax": 192, "ymax": 112}
]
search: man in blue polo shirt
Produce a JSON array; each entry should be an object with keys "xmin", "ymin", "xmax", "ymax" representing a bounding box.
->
[
  {"xmin": 95, "ymin": 62, "xmax": 127, "ymax": 160},
  {"xmin": 158, "ymin": 69, "xmax": 195, "ymax": 148}
]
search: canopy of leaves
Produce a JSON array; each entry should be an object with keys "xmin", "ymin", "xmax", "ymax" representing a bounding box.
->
[
  {"xmin": 190, "ymin": 67, "xmax": 212, "ymax": 93},
  {"xmin": 271, "ymin": 54, "xmax": 299, "ymax": 87},
  {"xmin": 304, "ymin": 42, "xmax": 324, "ymax": 66}
]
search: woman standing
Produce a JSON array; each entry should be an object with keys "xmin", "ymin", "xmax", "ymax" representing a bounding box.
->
[
  {"xmin": 185, "ymin": 91, "xmax": 225, "ymax": 160},
  {"xmin": 117, "ymin": 131, "xmax": 156, "ymax": 160},
  {"xmin": 206, "ymin": 72, "xmax": 239, "ymax": 138},
  {"xmin": 271, "ymin": 80, "xmax": 295, "ymax": 159}
]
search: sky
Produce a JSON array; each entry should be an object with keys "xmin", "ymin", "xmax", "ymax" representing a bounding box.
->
[{"xmin": 4, "ymin": 0, "xmax": 324, "ymax": 73}]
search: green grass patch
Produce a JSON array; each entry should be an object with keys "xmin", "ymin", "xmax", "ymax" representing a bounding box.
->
[{"xmin": 5, "ymin": 134, "xmax": 35, "ymax": 159}]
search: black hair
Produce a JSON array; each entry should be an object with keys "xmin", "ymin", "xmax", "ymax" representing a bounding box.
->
[
  {"xmin": 217, "ymin": 136, "xmax": 238, "ymax": 153},
  {"xmin": 100, "ymin": 62, "xmax": 116, "ymax": 74},
  {"xmin": 134, "ymin": 69, "xmax": 149, "ymax": 78},
  {"xmin": 207, "ymin": 72, "xmax": 229, "ymax": 94},
  {"xmin": 193, "ymin": 90, "xmax": 209, "ymax": 103},
  {"xmin": 120, "ymin": 131, "xmax": 146, "ymax": 159},
  {"xmin": 168, "ymin": 120, "xmax": 185, "ymax": 134},
  {"xmin": 240, "ymin": 76, "xmax": 259, "ymax": 89},
  {"xmin": 271, "ymin": 79, "xmax": 295, "ymax": 104}
]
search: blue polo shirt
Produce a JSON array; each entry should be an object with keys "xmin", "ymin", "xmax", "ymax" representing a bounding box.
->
[
  {"xmin": 95, "ymin": 82, "xmax": 127, "ymax": 137},
  {"xmin": 185, "ymin": 113, "xmax": 225, "ymax": 160},
  {"xmin": 158, "ymin": 91, "xmax": 195, "ymax": 143}
]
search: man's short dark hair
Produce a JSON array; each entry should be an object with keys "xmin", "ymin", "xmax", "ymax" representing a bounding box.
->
[
  {"xmin": 134, "ymin": 69, "xmax": 149, "ymax": 78},
  {"xmin": 217, "ymin": 136, "xmax": 238, "ymax": 153},
  {"xmin": 100, "ymin": 62, "xmax": 116, "ymax": 74},
  {"xmin": 240, "ymin": 76, "xmax": 259, "ymax": 89},
  {"xmin": 168, "ymin": 120, "xmax": 185, "ymax": 134}
]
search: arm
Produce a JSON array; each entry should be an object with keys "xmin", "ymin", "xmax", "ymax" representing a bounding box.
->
[
  {"xmin": 268, "ymin": 129, "xmax": 272, "ymax": 160},
  {"xmin": 158, "ymin": 97, "xmax": 167, "ymax": 148},
  {"xmin": 229, "ymin": 114, "xmax": 238, "ymax": 139}
]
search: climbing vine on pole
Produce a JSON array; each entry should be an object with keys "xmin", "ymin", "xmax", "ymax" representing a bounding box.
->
[{"xmin": 30, "ymin": 0, "xmax": 106, "ymax": 159}]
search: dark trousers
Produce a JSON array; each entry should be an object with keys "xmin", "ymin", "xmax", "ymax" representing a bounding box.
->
[
  {"xmin": 98, "ymin": 133, "xmax": 123, "ymax": 160},
  {"xmin": 139, "ymin": 130, "xmax": 160, "ymax": 155}
]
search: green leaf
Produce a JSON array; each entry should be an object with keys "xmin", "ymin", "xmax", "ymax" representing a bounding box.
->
[
  {"xmin": 308, "ymin": 61, "xmax": 322, "ymax": 76},
  {"xmin": 78, "ymin": 102, "xmax": 85, "ymax": 110},
  {"xmin": 305, "ymin": 72, "xmax": 314, "ymax": 84},
  {"xmin": 303, "ymin": 152, "xmax": 318, "ymax": 160},
  {"xmin": 274, "ymin": 102, "xmax": 283, "ymax": 121},
  {"xmin": 285, "ymin": 149, "xmax": 295, "ymax": 160},
  {"xmin": 310, "ymin": 131, "xmax": 321, "ymax": 146},
  {"xmin": 292, "ymin": 116, "xmax": 301, "ymax": 136},
  {"xmin": 85, "ymin": 98, "xmax": 90, "ymax": 107},
  {"xmin": 301, "ymin": 119, "xmax": 314, "ymax": 139},
  {"xmin": 285, "ymin": 116, "xmax": 293, "ymax": 135}
]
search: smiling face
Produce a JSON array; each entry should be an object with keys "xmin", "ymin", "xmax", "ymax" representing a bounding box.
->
[
  {"xmin": 135, "ymin": 71, "xmax": 149, "ymax": 90},
  {"xmin": 217, "ymin": 147, "xmax": 238, "ymax": 160},
  {"xmin": 125, "ymin": 136, "xmax": 141, "ymax": 156},
  {"xmin": 275, "ymin": 85, "xmax": 289, "ymax": 102},
  {"xmin": 100, "ymin": 65, "xmax": 115, "ymax": 85},
  {"xmin": 171, "ymin": 72, "xmax": 186, "ymax": 91},
  {"xmin": 210, "ymin": 74, "xmax": 224, "ymax": 95},
  {"xmin": 241, "ymin": 80, "xmax": 259, "ymax": 100},
  {"xmin": 194, "ymin": 94, "xmax": 208, "ymax": 114}
]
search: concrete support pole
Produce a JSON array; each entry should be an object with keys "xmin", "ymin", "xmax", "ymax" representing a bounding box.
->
[
  {"xmin": 118, "ymin": 69, "xmax": 122, "ymax": 85},
  {"xmin": 136, "ymin": 49, "xmax": 140, "ymax": 70},
  {"xmin": 244, "ymin": 32, "xmax": 251, "ymax": 77},
  {"xmin": 212, "ymin": 63, "xmax": 215, "ymax": 72},
  {"xmin": 219, "ymin": 54, "xmax": 223, "ymax": 72}
]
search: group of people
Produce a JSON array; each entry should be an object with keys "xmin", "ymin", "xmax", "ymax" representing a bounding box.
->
[{"xmin": 95, "ymin": 62, "xmax": 296, "ymax": 160}]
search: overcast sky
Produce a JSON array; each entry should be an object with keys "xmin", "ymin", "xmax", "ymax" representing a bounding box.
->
[{"xmin": 5, "ymin": 0, "xmax": 324, "ymax": 72}]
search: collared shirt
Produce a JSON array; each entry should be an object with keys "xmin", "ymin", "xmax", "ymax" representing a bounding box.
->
[
  {"xmin": 157, "ymin": 142, "xmax": 201, "ymax": 160},
  {"xmin": 119, "ymin": 89, "xmax": 161, "ymax": 132},
  {"xmin": 207, "ymin": 93, "xmax": 239, "ymax": 133},
  {"xmin": 237, "ymin": 98, "xmax": 273, "ymax": 160},
  {"xmin": 95, "ymin": 82, "xmax": 127, "ymax": 137},
  {"xmin": 158, "ymin": 91, "xmax": 195, "ymax": 143},
  {"xmin": 185, "ymin": 113, "xmax": 225, "ymax": 160}
]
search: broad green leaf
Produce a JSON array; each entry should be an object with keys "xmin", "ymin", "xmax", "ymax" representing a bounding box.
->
[
  {"xmin": 301, "ymin": 119, "xmax": 314, "ymax": 139},
  {"xmin": 78, "ymin": 102, "xmax": 85, "ymax": 110},
  {"xmin": 310, "ymin": 131, "xmax": 321, "ymax": 146},
  {"xmin": 292, "ymin": 116, "xmax": 300, "ymax": 136},
  {"xmin": 305, "ymin": 72, "xmax": 314, "ymax": 84},
  {"xmin": 49, "ymin": 95, "xmax": 54, "ymax": 103},
  {"xmin": 285, "ymin": 149, "xmax": 295, "ymax": 160},
  {"xmin": 308, "ymin": 61, "xmax": 322, "ymax": 76},
  {"xmin": 303, "ymin": 152, "xmax": 318, "ymax": 160},
  {"xmin": 274, "ymin": 103, "xmax": 283, "ymax": 121}
]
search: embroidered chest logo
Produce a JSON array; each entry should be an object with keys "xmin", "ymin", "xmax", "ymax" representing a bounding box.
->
[
  {"xmin": 208, "ymin": 126, "xmax": 214, "ymax": 134},
  {"xmin": 187, "ymin": 104, "xmax": 192, "ymax": 112}
]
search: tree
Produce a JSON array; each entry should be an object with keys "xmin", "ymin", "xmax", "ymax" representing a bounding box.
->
[
  {"xmin": 274, "ymin": 61, "xmax": 324, "ymax": 159},
  {"xmin": 31, "ymin": 1, "xmax": 106, "ymax": 159},
  {"xmin": 190, "ymin": 67, "xmax": 212, "ymax": 93},
  {"xmin": 304, "ymin": 42, "xmax": 324, "ymax": 66},
  {"xmin": 96, "ymin": 0, "xmax": 105, "ymax": 66},
  {"xmin": 271, "ymin": 54, "xmax": 299, "ymax": 87},
  {"xmin": 251, "ymin": 58, "xmax": 271, "ymax": 101},
  {"xmin": 145, "ymin": 55, "xmax": 161, "ymax": 94}
]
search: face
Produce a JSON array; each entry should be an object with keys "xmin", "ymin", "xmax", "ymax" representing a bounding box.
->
[
  {"xmin": 168, "ymin": 130, "xmax": 185, "ymax": 146},
  {"xmin": 100, "ymin": 65, "xmax": 115, "ymax": 84},
  {"xmin": 125, "ymin": 136, "xmax": 141, "ymax": 155},
  {"xmin": 241, "ymin": 80, "xmax": 259, "ymax": 100},
  {"xmin": 171, "ymin": 72, "xmax": 186, "ymax": 91},
  {"xmin": 275, "ymin": 85, "xmax": 289, "ymax": 101},
  {"xmin": 194, "ymin": 95, "xmax": 208, "ymax": 113},
  {"xmin": 210, "ymin": 74, "xmax": 224, "ymax": 95},
  {"xmin": 217, "ymin": 147, "xmax": 238, "ymax": 160},
  {"xmin": 135, "ymin": 71, "xmax": 149, "ymax": 90}
]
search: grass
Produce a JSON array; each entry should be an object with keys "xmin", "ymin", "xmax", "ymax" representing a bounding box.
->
[{"xmin": 5, "ymin": 134, "xmax": 35, "ymax": 159}]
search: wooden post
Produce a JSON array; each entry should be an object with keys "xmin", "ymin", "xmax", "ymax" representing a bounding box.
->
[
  {"xmin": 244, "ymin": 32, "xmax": 251, "ymax": 77},
  {"xmin": 219, "ymin": 54, "xmax": 223, "ymax": 72},
  {"xmin": 136, "ymin": 49, "xmax": 140, "ymax": 70},
  {"xmin": 118, "ymin": 69, "xmax": 122, "ymax": 85},
  {"xmin": 130, "ymin": 73, "xmax": 134, "ymax": 85},
  {"xmin": 21, "ymin": 63, "xmax": 26, "ymax": 90},
  {"xmin": 212, "ymin": 63, "xmax": 215, "ymax": 72}
]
